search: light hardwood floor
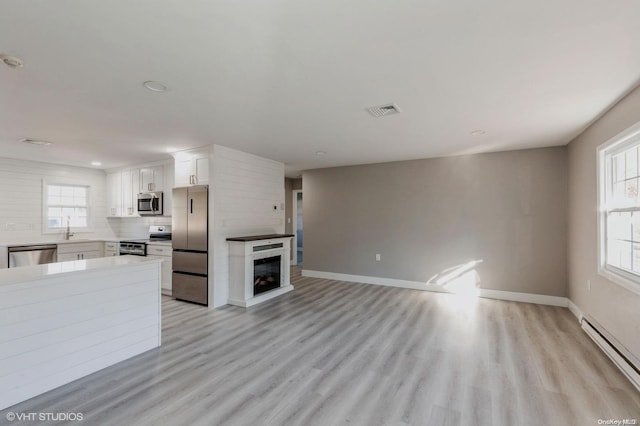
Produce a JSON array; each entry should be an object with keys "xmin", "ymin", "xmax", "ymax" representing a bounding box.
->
[{"xmin": 3, "ymin": 267, "xmax": 640, "ymax": 425}]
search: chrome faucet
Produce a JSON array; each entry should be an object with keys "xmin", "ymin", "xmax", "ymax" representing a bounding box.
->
[{"xmin": 65, "ymin": 216, "xmax": 74, "ymax": 240}]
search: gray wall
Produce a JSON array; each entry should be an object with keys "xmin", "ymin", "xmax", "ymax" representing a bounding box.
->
[
  {"xmin": 303, "ymin": 147, "xmax": 568, "ymax": 296},
  {"xmin": 568, "ymin": 85, "xmax": 640, "ymax": 361}
]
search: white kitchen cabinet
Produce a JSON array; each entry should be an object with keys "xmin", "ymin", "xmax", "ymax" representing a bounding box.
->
[
  {"xmin": 57, "ymin": 242, "xmax": 103, "ymax": 261},
  {"xmin": 146, "ymin": 243, "xmax": 172, "ymax": 295},
  {"xmin": 104, "ymin": 241, "xmax": 119, "ymax": 257},
  {"xmin": 107, "ymin": 172, "xmax": 122, "ymax": 217},
  {"xmin": 122, "ymin": 169, "xmax": 139, "ymax": 217},
  {"xmin": 163, "ymin": 163, "xmax": 174, "ymax": 216},
  {"xmin": 139, "ymin": 165, "xmax": 164, "ymax": 192},
  {"xmin": 173, "ymin": 148, "xmax": 209, "ymax": 186},
  {"xmin": 106, "ymin": 169, "xmax": 139, "ymax": 217}
]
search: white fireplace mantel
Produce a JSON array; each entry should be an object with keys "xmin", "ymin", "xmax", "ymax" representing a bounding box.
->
[{"xmin": 227, "ymin": 234, "xmax": 294, "ymax": 307}]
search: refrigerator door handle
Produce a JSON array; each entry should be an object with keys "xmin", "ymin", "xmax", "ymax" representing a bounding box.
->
[{"xmin": 190, "ymin": 198, "xmax": 193, "ymax": 214}]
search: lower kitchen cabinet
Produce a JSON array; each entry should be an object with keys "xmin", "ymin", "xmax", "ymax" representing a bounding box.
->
[
  {"xmin": 57, "ymin": 242, "xmax": 103, "ymax": 262},
  {"xmin": 104, "ymin": 241, "xmax": 119, "ymax": 257},
  {"xmin": 146, "ymin": 243, "xmax": 172, "ymax": 295}
]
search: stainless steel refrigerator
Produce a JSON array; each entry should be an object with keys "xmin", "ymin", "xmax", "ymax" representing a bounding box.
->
[{"xmin": 172, "ymin": 185, "xmax": 209, "ymax": 305}]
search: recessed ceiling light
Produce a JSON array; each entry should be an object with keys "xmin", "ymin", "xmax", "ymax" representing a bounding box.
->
[
  {"xmin": 0, "ymin": 54, "xmax": 24, "ymax": 69},
  {"xmin": 470, "ymin": 130, "xmax": 486, "ymax": 136},
  {"xmin": 91, "ymin": 161, "xmax": 102, "ymax": 166},
  {"xmin": 143, "ymin": 81, "xmax": 168, "ymax": 92},
  {"xmin": 315, "ymin": 151, "xmax": 327, "ymax": 156},
  {"xmin": 19, "ymin": 138, "xmax": 52, "ymax": 146}
]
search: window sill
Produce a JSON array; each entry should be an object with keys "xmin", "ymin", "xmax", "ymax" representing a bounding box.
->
[{"xmin": 598, "ymin": 265, "xmax": 640, "ymax": 296}]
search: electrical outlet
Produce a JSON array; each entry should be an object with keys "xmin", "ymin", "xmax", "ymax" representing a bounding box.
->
[
  {"xmin": 587, "ymin": 279, "xmax": 591, "ymax": 291},
  {"xmin": 287, "ymin": 218, "xmax": 291, "ymax": 223},
  {"xmin": 376, "ymin": 254, "xmax": 381, "ymax": 261}
]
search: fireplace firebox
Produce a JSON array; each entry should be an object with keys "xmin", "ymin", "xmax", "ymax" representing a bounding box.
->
[{"xmin": 253, "ymin": 256, "xmax": 281, "ymax": 295}]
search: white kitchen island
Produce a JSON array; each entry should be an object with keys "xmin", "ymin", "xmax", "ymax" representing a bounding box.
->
[{"xmin": 0, "ymin": 256, "xmax": 162, "ymax": 410}]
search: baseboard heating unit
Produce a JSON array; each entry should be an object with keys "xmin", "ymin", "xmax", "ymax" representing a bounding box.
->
[{"xmin": 581, "ymin": 316, "xmax": 640, "ymax": 392}]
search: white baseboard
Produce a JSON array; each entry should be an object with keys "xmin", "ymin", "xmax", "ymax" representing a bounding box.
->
[
  {"xmin": 478, "ymin": 288, "xmax": 568, "ymax": 307},
  {"xmin": 302, "ymin": 269, "xmax": 569, "ymax": 307},
  {"xmin": 582, "ymin": 317, "xmax": 640, "ymax": 393},
  {"xmin": 567, "ymin": 299, "xmax": 583, "ymax": 322}
]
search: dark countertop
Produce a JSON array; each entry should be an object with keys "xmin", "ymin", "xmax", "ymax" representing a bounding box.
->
[{"xmin": 226, "ymin": 234, "xmax": 295, "ymax": 242}]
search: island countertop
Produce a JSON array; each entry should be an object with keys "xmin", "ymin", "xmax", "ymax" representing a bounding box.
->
[{"xmin": 0, "ymin": 255, "xmax": 160, "ymax": 286}]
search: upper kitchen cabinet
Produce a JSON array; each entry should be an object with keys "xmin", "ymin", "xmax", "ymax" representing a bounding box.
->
[
  {"xmin": 139, "ymin": 165, "xmax": 164, "ymax": 192},
  {"xmin": 106, "ymin": 169, "xmax": 139, "ymax": 217},
  {"xmin": 107, "ymin": 172, "xmax": 122, "ymax": 217},
  {"xmin": 107, "ymin": 161, "xmax": 174, "ymax": 217},
  {"xmin": 163, "ymin": 162, "xmax": 175, "ymax": 216},
  {"xmin": 173, "ymin": 147, "xmax": 209, "ymax": 186}
]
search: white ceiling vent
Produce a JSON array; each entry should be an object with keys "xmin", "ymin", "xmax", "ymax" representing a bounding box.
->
[{"xmin": 366, "ymin": 103, "xmax": 402, "ymax": 118}]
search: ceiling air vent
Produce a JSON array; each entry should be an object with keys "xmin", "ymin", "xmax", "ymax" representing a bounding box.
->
[{"xmin": 366, "ymin": 103, "xmax": 402, "ymax": 118}]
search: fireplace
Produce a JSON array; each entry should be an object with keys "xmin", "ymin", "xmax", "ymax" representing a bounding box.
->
[
  {"xmin": 253, "ymin": 256, "xmax": 281, "ymax": 295},
  {"xmin": 227, "ymin": 234, "xmax": 294, "ymax": 307}
]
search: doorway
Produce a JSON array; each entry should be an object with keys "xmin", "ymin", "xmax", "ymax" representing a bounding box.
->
[{"xmin": 292, "ymin": 190, "xmax": 303, "ymax": 265}]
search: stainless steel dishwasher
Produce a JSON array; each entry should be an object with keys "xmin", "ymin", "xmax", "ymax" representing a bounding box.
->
[{"xmin": 8, "ymin": 244, "xmax": 58, "ymax": 268}]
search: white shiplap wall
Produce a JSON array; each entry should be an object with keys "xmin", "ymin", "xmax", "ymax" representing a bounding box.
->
[
  {"xmin": 211, "ymin": 145, "xmax": 285, "ymax": 307},
  {"xmin": 0, "ymin": 158, "xmax": 112, "ymax": 242}
]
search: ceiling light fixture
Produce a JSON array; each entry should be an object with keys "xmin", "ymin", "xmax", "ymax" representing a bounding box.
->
[
  {"xmin": 19, "ymin": 138, "xmax": 53, "ymax": 146},
  {"xmin": 470, "ymin": 130, "xmax": 486, "ymax": 136},
  {"xmin": 315, "ymin": 150, "xmax": 327, "ymax": 156},
  {"xmin": 143, "ymin": 81, "xmax": 168, "ymax": 92},
  {"xmin": 0, "ymin": 54, "xmax": 24, "ymax": 69},
  {"xmin": 91, "ymin": 161, "xmax": 102, "ymax": 166}
]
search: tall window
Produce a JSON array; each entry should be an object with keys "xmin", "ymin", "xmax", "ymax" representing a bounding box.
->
[
  {"xmin": 45, "ymin": 184, "xmax": 89, "ymax": 230},
  {"xmin": 599, "ymin": 122, "xmax": 640, "ymax": 293}
]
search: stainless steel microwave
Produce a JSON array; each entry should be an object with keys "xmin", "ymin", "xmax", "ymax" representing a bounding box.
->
[{"xmin": 137, "ymin": 192, "xmax": 163, "ymax": 215}]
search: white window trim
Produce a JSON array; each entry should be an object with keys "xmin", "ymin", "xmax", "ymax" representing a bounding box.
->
[
  {"xmin": 42, "ymin": 179, "xmax": 93, "ymax": 234},
  {"xmin": 597, "ymin": 120, "xmax": 640, "ymax": 296}
]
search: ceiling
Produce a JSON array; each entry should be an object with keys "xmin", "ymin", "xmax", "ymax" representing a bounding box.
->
[{"xmin": 1, "ymin": 1, "xmax": 640, "ymax": 176}]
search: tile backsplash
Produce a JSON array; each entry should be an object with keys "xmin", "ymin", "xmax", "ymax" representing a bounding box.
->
[{"xmin": 107, "ymin": 216, "xmax": 172, "ymax": 239}]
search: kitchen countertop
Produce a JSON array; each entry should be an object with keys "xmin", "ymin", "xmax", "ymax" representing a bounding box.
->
[
  {"xmin": 0, "ymin": 238, "xmax": 120, "ymax": 247},
  {"xmin": 0, "ymin": 255, "xmax": 161, "ymax": 286},
  {"xmin": 0, "ymin": 238, "xmax": 176, "ymax": 247}
]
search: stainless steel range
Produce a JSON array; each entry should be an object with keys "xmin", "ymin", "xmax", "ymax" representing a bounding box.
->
[
  {"xmin": 119, "ymin": 225, "xmax": 171, "ymax": 256},
  {"xmin": 119, "ymin": 240, "xmax": 147, "ymax": 256}
]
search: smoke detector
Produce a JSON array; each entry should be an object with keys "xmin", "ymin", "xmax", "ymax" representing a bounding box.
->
[
  {"xmin": 366, "ymin": 103, "xmax": 402, "ymax": 118},
  {"xmin": 143, "ymin": 81, "xmax": 168, "ymax": 92},
  {"xmin": 0, "ymin": 54, "xmax": 24, "ymax": 69}
]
